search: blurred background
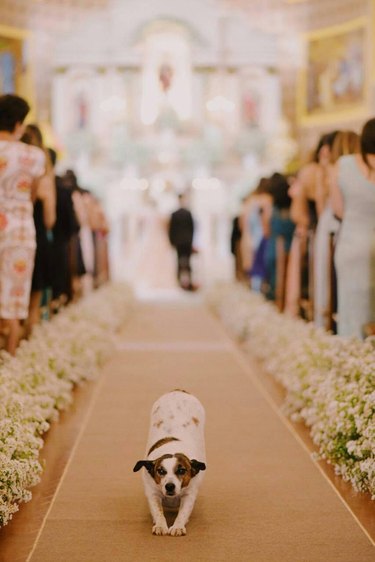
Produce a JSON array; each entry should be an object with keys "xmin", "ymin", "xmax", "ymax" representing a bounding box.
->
[{"xmin": 1, "ymin": 0, "xmax": 373, "ymax": 289}]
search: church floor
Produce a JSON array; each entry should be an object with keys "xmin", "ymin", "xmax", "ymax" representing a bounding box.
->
[{"xmin": 1, "ymin": 299, "xmax": 374, "ymax": 561}]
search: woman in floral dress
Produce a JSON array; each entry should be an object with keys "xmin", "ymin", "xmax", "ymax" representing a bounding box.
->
[{"xmin": 0, "ymin": 95, "xmax": 45, "ymax": 354}]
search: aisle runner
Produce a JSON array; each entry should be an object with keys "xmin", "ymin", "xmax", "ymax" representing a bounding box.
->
[{"xmin": 28, "ymin": 303, "xmax": 374, "ymax": 562}]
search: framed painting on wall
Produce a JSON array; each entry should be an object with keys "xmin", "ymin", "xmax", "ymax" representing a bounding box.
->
[
  {"xmin": 0, "ymin": 25, "xmax": 35, "ymax": 115},
  {"xmin": 297, "ymin": 18, "xmax": 370, "ymax": 126}
]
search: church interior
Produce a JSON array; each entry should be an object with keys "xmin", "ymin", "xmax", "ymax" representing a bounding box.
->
[{"xmin": 0, "ymin": 1, "xmax": 374, "ymax": 560}]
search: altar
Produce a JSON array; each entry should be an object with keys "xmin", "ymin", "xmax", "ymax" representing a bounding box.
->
[{"xmin": 51, "ymin": 0, "xmax": 296, "ymax": 286}]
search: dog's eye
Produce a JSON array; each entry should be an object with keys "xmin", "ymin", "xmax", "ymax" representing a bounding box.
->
[
  {"xmin": 157, "ymin": 468, "xmax": 166, "ymax": 476},
  {"xmin": 176, "ymin": 467, "xmax": 187, "ymax": 475}
]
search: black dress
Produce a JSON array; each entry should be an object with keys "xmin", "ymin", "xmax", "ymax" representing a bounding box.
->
[
  {"xmin": 50, "ymin": 178, "xmax": 80, "ymax": 301},
  {"xmin": 31, "ymin": 199, "xmax": 52, "ymax": 292}
]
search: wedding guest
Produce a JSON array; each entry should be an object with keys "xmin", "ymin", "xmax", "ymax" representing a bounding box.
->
[
  {"xmin": 90, "ymin": 195, "xmax": 110, "ymax": 287},
  {"xmin": 61, "ymin": 170, "xmax": 86, "ymax": 300},
  {"xmin": 230, "ymin": 208, "xmax": 243, "ymax": 281},
  {"xmin": 231, "ymin": 195, "xmax": 252, "ymax": 283},
  {"xmin": 48, "ymin": 149, "xmax": 79, "ymax": 309},
  {"xmin": 314, "ymin": 130, "xmax": 359, "ymax": 330},
  {"xmin": 0, "ymin": 95, "xmax": 45, "ymax": 354},
  {"xmin": 285, "ymin": 134, "xmax": 329, "ymax": 319},
  {"xmin": 238, "ymin": 193, "xmax": 254, "ymax": 283},
  {"xmin": 311, "ymin": 131, "xmax": 338, "ymax": 327},
  {"xmin": 330, "ymin": 119, "xmax": 375, "ymax": 338},
  {"xmin": 264, "ymin": 173, "xmax": 295, "ymax": 303},
  {"xmin": 77, "ymin": 189, "xmax": 96, "ymax": 296},
  {"xmin": 21, "ymin": 124, "xmax": 56, "ymax": 331},
  {"xmin": 247, "ymin": 178, "xmax": 272, "ymax": 292}
]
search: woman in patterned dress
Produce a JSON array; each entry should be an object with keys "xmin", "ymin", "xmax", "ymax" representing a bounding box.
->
[{"xmin": 0, "ymin": 95, "xmax": 45, "ymax": 354}]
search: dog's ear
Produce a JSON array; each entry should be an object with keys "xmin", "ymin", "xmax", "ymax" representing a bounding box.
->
[
  {"xmin": 190, "ymin": 459, "xmax": 206, "ymax": 477},
  {"xmin": 133, "ymin": 460, "xmax": 155, "ymax": 475}
]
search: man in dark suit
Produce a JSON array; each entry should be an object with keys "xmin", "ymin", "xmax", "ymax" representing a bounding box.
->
[{"xmin": 168, "ymin": 193, "xmax": 196, "ymax": 290}]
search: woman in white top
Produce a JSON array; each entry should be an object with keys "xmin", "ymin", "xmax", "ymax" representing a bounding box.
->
[{"xmin": 0, "ymin": 95, "xmax": 45, "ymax": 354}]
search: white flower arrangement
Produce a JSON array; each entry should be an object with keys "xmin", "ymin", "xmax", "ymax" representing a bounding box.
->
[
  {"xmin": 207, "ymin": 283, "xmax": 375, "ymax": 499},
  {"xmin": 0, "ymin": 283, "xmax": 134, "ymax": 527}
]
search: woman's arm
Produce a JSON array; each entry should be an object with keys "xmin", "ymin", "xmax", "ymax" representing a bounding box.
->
[
  {"xmin": 260, "ymin": 194, "xmax": 273, "ymax": 238},
  {"xmin": 290, "ymin": 181, "xmax": 306, "ymax": 227},
  {"xmin": 329, "ymin": 163, "xmax": 344, "ymax": 220},
  {"xmin": 290, "ymin": 166, "xmax": 311, "ymax": 228},
  {"xmin": 36, "ymin": 174, "xmax": 56, "ymax": 229}
]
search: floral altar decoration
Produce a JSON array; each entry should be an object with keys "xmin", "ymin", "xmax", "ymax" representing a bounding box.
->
[{"xmin": 207, "ymin": 283, "xmax": 375, "ymax": 499}]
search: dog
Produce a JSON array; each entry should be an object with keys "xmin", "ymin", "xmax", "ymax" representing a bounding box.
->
[{"xmin": 133, "ymin": 390, "xmax": 206, "ymax": 536}]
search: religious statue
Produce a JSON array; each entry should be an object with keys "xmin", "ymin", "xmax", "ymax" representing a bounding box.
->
[{"xmin": 158, "ymin": 62, "xmax": 174, "ymax": 92}]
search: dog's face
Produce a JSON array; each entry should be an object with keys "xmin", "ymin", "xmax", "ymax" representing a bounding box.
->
[{"xmin": 133, "ymin": 453, "xmax": 206, "ymax": 498}]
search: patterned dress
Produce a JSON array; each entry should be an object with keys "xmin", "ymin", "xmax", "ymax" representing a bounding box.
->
[{"xmin": 0, "ymin": 140, "xmax": 45, "ymax": 319}]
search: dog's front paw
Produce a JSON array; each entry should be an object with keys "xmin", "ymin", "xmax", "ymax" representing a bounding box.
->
[
  {"xmin": 152, "ymin": 523, "xmax": 169, "ymax": 536},
  {"xmin": 169, "ymin": 524, "xmax": 187, "ymax": 537}
]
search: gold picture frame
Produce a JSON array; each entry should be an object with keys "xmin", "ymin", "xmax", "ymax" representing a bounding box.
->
[
  {"xmin": 297, "ymin": 18, "xmax": 370, "ymax": 127},
  {"xmin": 0, "ymin": 24, "xmax": 36, "ymax": 118}
]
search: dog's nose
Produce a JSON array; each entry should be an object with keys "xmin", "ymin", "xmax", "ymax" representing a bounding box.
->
[{"xmin": 165, "ymin": 482, "xmax": 175, "ymax": 494}]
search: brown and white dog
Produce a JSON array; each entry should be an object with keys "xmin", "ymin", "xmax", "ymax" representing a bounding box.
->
[{"xmin": 133, "ymin": 390, "xmax": 206, "ymax": 536}]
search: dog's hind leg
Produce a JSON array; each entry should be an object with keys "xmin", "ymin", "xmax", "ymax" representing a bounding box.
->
[{"xmin": 147, "ymin": 494, "xmax": 169, "ymax": 536}]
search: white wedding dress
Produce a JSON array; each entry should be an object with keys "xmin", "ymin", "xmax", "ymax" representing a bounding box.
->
[{"xmin": 134, "ymin": 206, "xmax": 178, "ymax": 291}]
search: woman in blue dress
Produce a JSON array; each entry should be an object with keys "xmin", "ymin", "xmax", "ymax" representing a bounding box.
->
[
  {"xmin": 248, "ymin": 178, "xmax": 272, "ymax": 292},
  {"xmin": 331, "ymin": 118, "xmax": 375, "ymax": 338},
  {"xmin": 264, "ymin": 173, "xmax": 295, "ymax": 303}
]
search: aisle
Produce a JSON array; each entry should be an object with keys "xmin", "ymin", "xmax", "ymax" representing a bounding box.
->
[{"xmin": 28, "ymin": 301, "xmax": 374, "ymax": 562}]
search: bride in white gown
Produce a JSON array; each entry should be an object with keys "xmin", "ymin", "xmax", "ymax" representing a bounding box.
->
[{"xmin": 134, "ymin": 197, "xmax": 178, "ymax": 291}]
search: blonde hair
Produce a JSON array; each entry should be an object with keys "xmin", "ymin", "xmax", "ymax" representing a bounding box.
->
[{"xmin": 331, "ymin": 130, "xmax": 360, "ymax": 164}]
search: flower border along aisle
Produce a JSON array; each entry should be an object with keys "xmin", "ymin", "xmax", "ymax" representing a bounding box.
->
[
  {"xmin": 0, "ymin": 283, "xmax": 134, "ymax": 527},
  {"xmin": 207, "ymin": 283, "xmax": 375, "ymax": 499}
]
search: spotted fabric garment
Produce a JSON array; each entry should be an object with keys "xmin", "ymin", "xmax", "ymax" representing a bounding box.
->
[{"xmin": 0, "ymin": 140, "xmax": 45, "ymax": 319}]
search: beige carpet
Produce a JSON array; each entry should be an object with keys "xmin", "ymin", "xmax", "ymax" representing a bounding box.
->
[{"xmin": 28, "ymin": 301, "xmax": 374, "ymax": 562}]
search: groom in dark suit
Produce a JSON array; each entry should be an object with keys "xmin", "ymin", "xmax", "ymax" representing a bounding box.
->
[{"xmin": 168, "ymin": 193, "xmax": 196, "ymax": 290}]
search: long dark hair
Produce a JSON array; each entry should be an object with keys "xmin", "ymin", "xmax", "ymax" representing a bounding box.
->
[
  {"xmin": 268, "ymin": 173, "xmax": 291, "ymax": 210},
  {"xmin": 313, "ymin": 130, "xmax": 339, "ymax": 162},
  {"xmin": 21, "ymin": 123, "xmax": 43, "ymax": 148},
  {"xmin": 361, "ymin": 118, "xmax": 375, "ymax": 171}
]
